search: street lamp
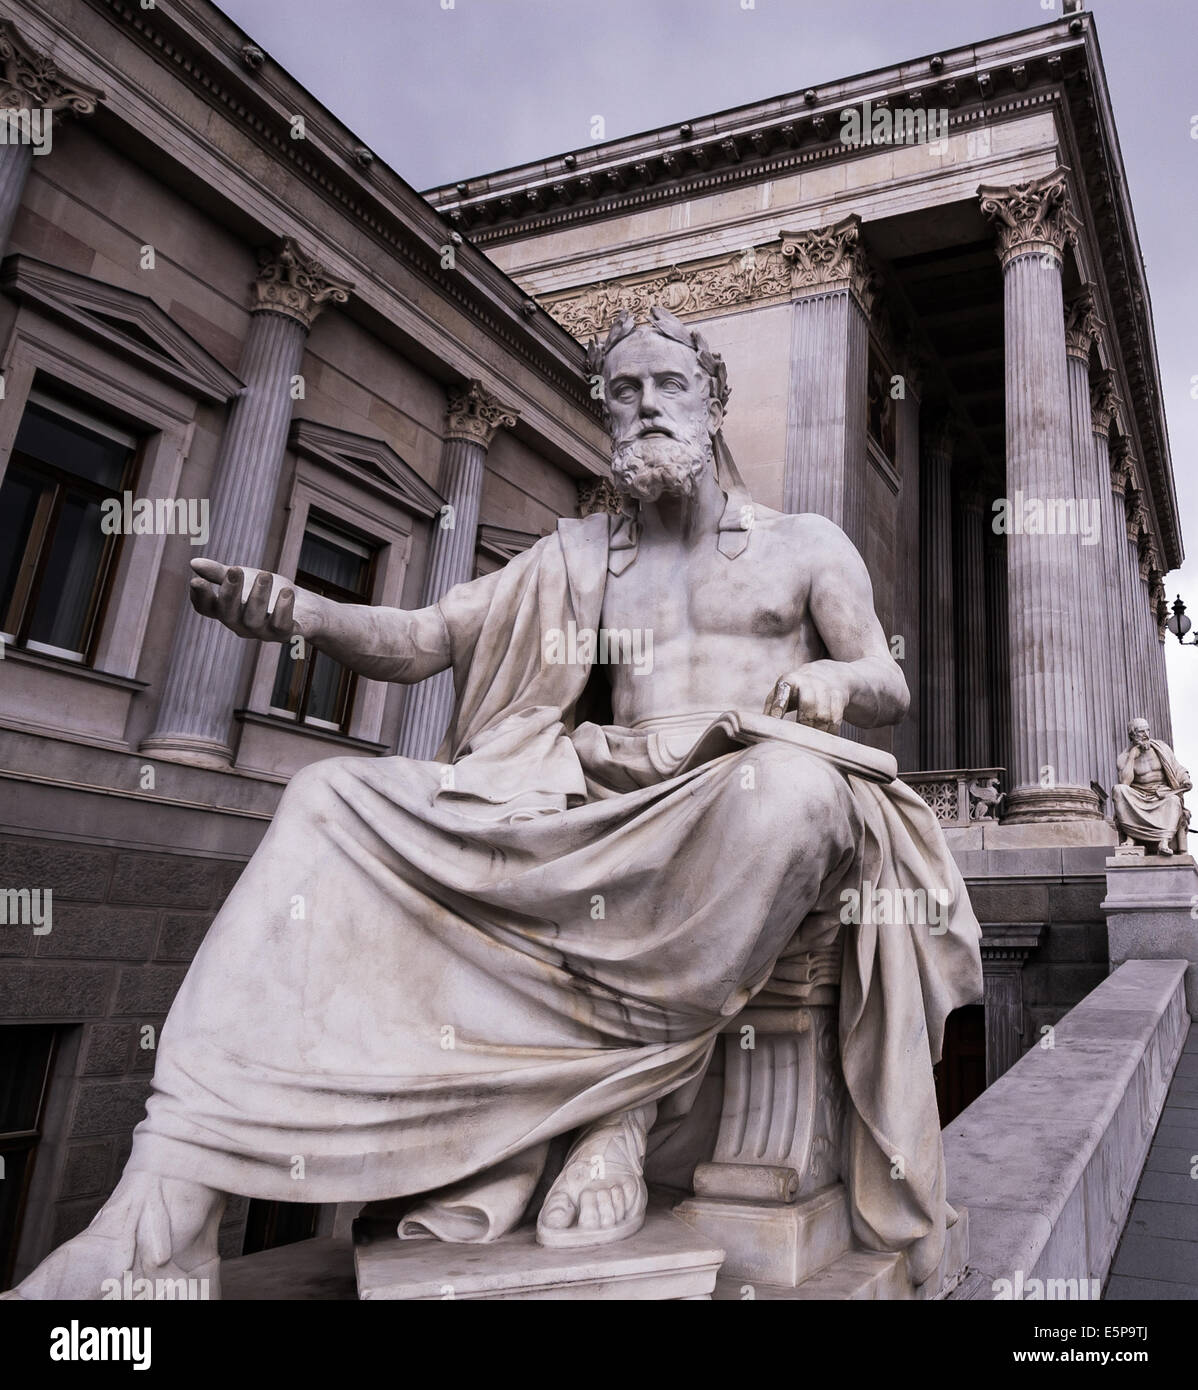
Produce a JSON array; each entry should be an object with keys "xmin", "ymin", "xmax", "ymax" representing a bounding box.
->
[{"xmin": 1165, "ymin": 595, "xmax": 1198, "ymax": 646}]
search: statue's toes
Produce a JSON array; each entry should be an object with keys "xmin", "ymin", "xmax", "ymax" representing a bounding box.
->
[
  {"xmin": 594, "ymin": 1189, "xmax": 617, "ymax": 1229},
  {"xmin": 578, "ymin": 1189, "xmax": 601, "ymax": 1229},
  {"xmin": 538, "ymin": 1192, "xmax": 576, "ymax": 1231}
]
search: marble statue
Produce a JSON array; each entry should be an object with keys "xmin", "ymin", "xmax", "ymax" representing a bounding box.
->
[
  {"xmin": 1112, "ymin": 717, "xmax": 1191, "ymax": 856},
  {"xmin": 6, "ymin": 306, "xmax": 982, "ymax": 1300}
]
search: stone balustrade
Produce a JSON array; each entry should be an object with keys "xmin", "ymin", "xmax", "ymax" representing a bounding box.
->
[{"xmin": 905, "ymin": 767, "xmax": 1006, "ymax": 826}]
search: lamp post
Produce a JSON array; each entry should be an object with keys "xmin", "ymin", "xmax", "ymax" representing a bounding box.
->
[{"xmin": 1165, "ymin": 595, "xmax": 1198, "ymax": 647}]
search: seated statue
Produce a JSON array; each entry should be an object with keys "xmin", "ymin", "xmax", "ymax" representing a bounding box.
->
[
  {"xmin": 5, "ymin": 307, "xmax": 981, "ymax": 1300},
  {"xmin": 1112, "ymin": 717, "xmax": 1191, "ymax": 856}
]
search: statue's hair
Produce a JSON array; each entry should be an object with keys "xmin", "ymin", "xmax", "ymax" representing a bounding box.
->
[
  {"xmin": 585, "ymin": 306, "xmax": 730, "ymax": 411},
  {"xmin": 1128, "ymin": 716, "xmax": 1150, "ymax": 734}
]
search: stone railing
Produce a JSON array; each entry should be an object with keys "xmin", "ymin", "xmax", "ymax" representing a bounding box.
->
[{"xmin": 904, "ymin": 768, "xmax": 1006, "ymax": 826}]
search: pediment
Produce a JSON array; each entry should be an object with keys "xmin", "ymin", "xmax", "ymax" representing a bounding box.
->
[
  {"xmin": 478, "ymin": 524, "xmax": 543, "ymax": 563},
  {"xmin": 289, "ymin": 418, "xmax": 444, "ymax": 520},
  {"xmin": 1, "ymin": 255, "xmax": 244, "ymax": 403}
]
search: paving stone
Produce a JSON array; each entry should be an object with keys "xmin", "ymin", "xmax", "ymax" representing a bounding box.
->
[
  {"xmin": 1105, "ymin": 1274, "xmax": 1198, "ymax": 1300},
  {"xmin": 1143, "ymin": 1145, "xmax": 1197, "ymax": 1176},
  {"xmin": 1108, "ymin": 1232, "xmax": 1198, "ymax": 1284},
  {"xmin": 1122, "ymin": 1199, "xmax": 1198, "ymax": 1243}
]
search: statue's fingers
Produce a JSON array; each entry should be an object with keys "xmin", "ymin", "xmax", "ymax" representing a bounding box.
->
[
  {"xmin": 243, "ymin": 571, "xmax": 272, "ymax": 630},
  {"xmin": 268, "ymin": 586, "xmax": 295, "ymax": 638},
  {"xmin": 765, "ymin": 679, "xmax": 791, "ymax": 719},
  {"xmin": 190, "ymin": 557, "xmax": 228, "ymax": 584},
  {"xmin": 188, "ymin": 576, "xmax": 218, "ymax": 619},
  {"xmin": 217, "ymin": 567, "xmax": 245, "ymax": 626}
]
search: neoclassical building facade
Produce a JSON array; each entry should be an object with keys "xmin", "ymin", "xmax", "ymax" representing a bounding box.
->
[{"xmin": 0, "ymin": 2, "xmax": 1182, "ymax": 1287}]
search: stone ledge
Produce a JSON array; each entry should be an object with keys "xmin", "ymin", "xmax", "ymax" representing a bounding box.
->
[{"xmin": 944, "ymin": 959, "xmax": 1188, "ymax": 1300}]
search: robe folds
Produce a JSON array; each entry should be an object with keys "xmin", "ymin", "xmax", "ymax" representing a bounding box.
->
[{"xmin": 128, "ymin": 510, "xmax": 982, "ymax": 1286}]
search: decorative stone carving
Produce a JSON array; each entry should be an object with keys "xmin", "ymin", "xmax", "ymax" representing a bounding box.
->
[
  {"xmin": 1090, "ymin": 369, "xmax": 1121, "ymax": 439},
  {"xmin": 577, "ymin": 476, "xmax": 623, "ymax": 518},
  {"xmin": 780, "ymin": 213, "xmax": 878, "ymax": 316},
  {"xmin": 251, "ymin": 236, "xmax": 353, "ymax": 329},
  {"xmin": 906, "ymin": 768, "xmax": 1007, "ymax": 827},
  {"xmin": 978, "ymin": 168, "xmax": 1078, "ymax": 266},
  {"xmin": 968, "ymin": 775, "xmax": 1005, "ymax": 820},
  {"xmin": 1064, "ymin": 286, "xmax": 1102, "ymax": 361},
  {"xmin": 1113, "ymin": 718, "xmax": 1191, "ymax": 856},
  {"xmin": 0, "ymin": 20, "xmax": 103, "ymax": 114},
  {"xmin": 444, "ymin": 379, "xmax": 519, "ymax": 447},
  {"xmin": 1109, "ymin": 433, "xmax": 1134, "ymax": 493},
  {"xmin": 542, "ymin": 244, "xmax": 791, "ymax": 339}
]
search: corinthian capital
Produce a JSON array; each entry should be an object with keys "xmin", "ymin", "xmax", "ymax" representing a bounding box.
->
[
  {"xmin": 251, "ymin": 237, "xmax": 353, "ymax": 329},
  {"xmin": 0, "ymin": 21, "xmax": 103, "ymax": 114},
  {"xmin": 445, "ymin": 380, "xmax": 519, "ymax": 448},
  {"xmin": 1090, "ymin": 369, "xmax": 1121, "ymax": 440},
  {"xmin": 978, "ymin": 169, "xmax": 1078, "ymax": 267},
  {"xmin": 577, "ymin": 477, "xmax": 623, "ymax": 518},
  {"xmin": 780, "ymin": 214, "xmax": 878, "ymax": 316},
  {"xmin": 1109, "ymin": 432, "xmax": 1134, "ymax": 492},
  {"xmin": 1064, "ymin": 286, "xmax": 1102, "ymax": 361}
]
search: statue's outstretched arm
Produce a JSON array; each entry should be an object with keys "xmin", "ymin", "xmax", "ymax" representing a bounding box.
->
[{"xmin": 188, "ymin": 557, "xmax": 453, "ymax": 684}]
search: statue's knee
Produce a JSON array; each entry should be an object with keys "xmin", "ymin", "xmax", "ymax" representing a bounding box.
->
[{"xmin": 281, "ymin": 756, "xmax": 361, "ymax": 811}]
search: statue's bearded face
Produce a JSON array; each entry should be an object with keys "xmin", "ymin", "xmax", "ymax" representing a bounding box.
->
[
  {"xmin": 1130, "ymin": 721, "xmax": 1151, "ymax": 747},
  {"xmin": 602, "ymin": 329, "xmax": 722, "ymax": 503}
]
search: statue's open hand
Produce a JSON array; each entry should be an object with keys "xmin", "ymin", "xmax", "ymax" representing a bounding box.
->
[
  {"xmin": 189, "ymin": 558, "xmax": 313, "ymax": 642},
  {"xmin": 764, "ymin": 665, "xmax": 849, "ymax": 732}
]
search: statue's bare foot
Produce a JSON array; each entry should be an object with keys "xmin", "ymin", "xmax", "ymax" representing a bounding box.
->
[
  {"xmin": 2, "ymin": 1171, "xmax": 224, "ymax": 1300},
  {"xmin": 1158, "ymin": 840, "xmax": 1174, "ymax": 856},
  {"xmin": 536, "ymin": 1102, "xmax": 656, "ymax": 1249}
]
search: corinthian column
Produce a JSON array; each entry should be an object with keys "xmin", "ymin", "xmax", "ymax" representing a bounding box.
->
[
  {"xmin": 1063, "ymin": 287, "xmax": 1111, "ymax": 799},
  {"xmin": 1122, "ymin": 480, "xmax": 1153, "ymax": 736},
  {"xmin": 1091, "ymin": 373, "xmax": 1130, "ymax": 782},
  {"xmin": 397, "ymin": 382, "xmax": 519, "ymax": 761},
  {"xmin": 0, "ymin": 20, "xmax": 103, "ymax": 252},
  {"xmin": 985, "ymin": 528, "xmax": 1011, "ymax": 784},
  {"xmin": 979, "ymin": 170, "xmax": 1098, "ymax": 821},
  {"xmin": 954, "ymin": 486, "xmax": 991, "ymax": 768},
  {"xmin": 919, "ymin": 417, "xmax": 956, "ymax": 769},
  {"xmin": 779, "ymin": 215, "xmax": 875, "ymax": 551},
  {"xmin": 143, "ymin": 239, "xmax": 352, "ymax": 766}
]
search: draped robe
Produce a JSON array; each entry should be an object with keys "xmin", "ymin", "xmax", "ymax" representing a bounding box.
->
[{"xmin": 128, "ymin": 508, "xmax": 983, "ymax": 1286}]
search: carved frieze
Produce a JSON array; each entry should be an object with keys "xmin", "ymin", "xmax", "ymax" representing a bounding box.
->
[
  {"xmin": 541, "ymin": 243, "xmax": 792, "ymax": 340},
  {"xmin": 252, "ymin": 237, "xmax": 353, "ymax": 330},
  {"xmin": 978, "ymin": 168, "xmax": 1078, "ymax": 267}
]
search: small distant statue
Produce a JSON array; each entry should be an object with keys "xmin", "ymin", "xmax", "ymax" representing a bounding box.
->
[
  {"xmin": 968, "ymin": 775, "xmax": 1004, "ymax": 821},
  {"xmin": 1112, "ymin": 717, "xmax": 1191, "ymax": 856}
]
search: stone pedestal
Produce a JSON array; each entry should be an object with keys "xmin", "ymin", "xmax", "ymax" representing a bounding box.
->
[
  {"xmin": 1102, "ymin": 853, "xmax": 1198, "ymax": 1019},
  {"xmin": 353, "ymin": 1208, "xmax": 723, "ymax": 1300}
]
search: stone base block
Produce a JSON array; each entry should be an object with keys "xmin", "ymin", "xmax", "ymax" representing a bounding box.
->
[
  {"xmin": 674, "ymin": 1182, "xmax": 850, "ymax": 1286},
  {"xmin": 353, "ymin": 1209, "xmax": 724, "ymax": 1300},
  {"xmin": 711, "ymin": 1206, "xmax": 969, "ymax": 1300},
  {"xmin": 1102, "ymin": 858, "xmax": 1198, "ymax": 1017}
]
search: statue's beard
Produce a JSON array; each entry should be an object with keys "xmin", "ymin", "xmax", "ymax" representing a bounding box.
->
[{"xmin": 610, "ymin": 424, "xmax": 713, "ymax": 503}]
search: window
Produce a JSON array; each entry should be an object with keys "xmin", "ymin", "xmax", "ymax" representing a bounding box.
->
[
  {"xmin": 269, "ymin": 519, "xmax": 376, "ymax": 733},
  {"xmin": 0, "ymin": 1026, "xmax": 57, "ymax": 1290},
  {"xmin": 0, "ymin": 393, "xmax": 138, "ymax": 663}
]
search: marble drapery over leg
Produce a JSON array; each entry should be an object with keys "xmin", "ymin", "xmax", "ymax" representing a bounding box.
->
[
  {"xmin": 142, "ymin": 239, "xmax": 352, "ymax": 766},
  {"xmin": 780, "ymin": 215, "xmax": 874, "ymax": 553},
  {"xmin": 0, "ymin": 19, "xmax": 103, "ymax": 253},
  {"xmin": 954, "ymin": 487, "xmax": 991, "ymax": 769},
  {"xmin": 1064, "ymin": 288, "xmax": 1113, "ymax": 802},
  {"xmin": 979, "ymin": 170, "xmax": 1099, "ymax": 821},
  {"xmin": 919, "ymin": 418, "xmax": 956, "ymax": 770},
  {"xmin": 398, "ymin": 383, "xmax": 519, "ymax": 760}
]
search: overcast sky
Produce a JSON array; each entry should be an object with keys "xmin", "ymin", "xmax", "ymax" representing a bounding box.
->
[{"xmin": 221, "ymin": 0, "xmax": 1198, "ymax": 775}]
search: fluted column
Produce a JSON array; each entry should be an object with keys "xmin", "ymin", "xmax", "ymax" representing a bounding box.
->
[
  {"xmin": 891, "ymin": 363, "xmax": 922, "ymax": 772},
  {"xmin": 143, "ymin": 239, "xmax": 352, "ymax": 765},
  {"xmin": 1091, "ymin": 375, "xmax": 1132, "ymax": 783},
  {"xmin": 1122, "ymin": 478, "xmax": 1153, "ymax": 735},
  {"xmin": 780, "ymin": 215, "xmax": 874, "ymax": 552},
  {"xmin": 0, "ymin": 20, "xmax": 103, "ymax": 252},
  {"xmin": 955, "ymin": 487, "xmax": 991, "ymax": 768},
  {"xmin": 397, "ymin": 382, "xmax": 519, "ymax": 761},
  {"xmin": 1063, "ymin": 288, "xmax": 1111, "ymax": 799},
  {"xmin": 919, "ymin": 417, "xmax": 956, "ymax": 769},
  {"xmin": 979, "ymin": 170, "xmax": 1098, "ymax": 821},
  {"xmin": 985, "ymin": 528, "xmax": 1011, "ymax": 783}
]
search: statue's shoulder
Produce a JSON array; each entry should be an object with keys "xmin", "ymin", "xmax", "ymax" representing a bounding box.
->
[{"xmin": 755, "ymin": 508, "xmax": 854, "ymax": 550}]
